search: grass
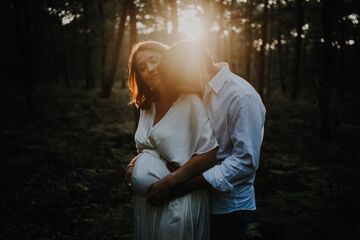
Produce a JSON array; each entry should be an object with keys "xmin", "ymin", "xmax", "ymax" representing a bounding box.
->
[{"xmin": 1, "ymin": 84, "xmax": 359, "ymax": 239}]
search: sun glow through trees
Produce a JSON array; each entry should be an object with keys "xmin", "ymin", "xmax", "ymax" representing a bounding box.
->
[{"xmin": 178, "ymin": 7, "xmax": 203, "ymax": 41}]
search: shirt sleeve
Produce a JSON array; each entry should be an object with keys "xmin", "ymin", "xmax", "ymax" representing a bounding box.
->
[{"xmin": 202, "ymin": 93, "xmax": 265, "ymax": 192}]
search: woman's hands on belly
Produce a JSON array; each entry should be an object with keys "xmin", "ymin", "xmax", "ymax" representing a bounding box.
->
[{"xmin": 131, "ymin": 152, "xmax": 170, "ymax": 196}]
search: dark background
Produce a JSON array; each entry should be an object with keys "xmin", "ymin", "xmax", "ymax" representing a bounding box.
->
[{"xmin": 1, "ymin": 0, "xmax": 360, "ymax": 239}]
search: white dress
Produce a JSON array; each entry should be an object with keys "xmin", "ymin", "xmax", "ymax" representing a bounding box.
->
[{"xmin": 131, "ymin": 94, "xmax": 218, "ymax": 240}]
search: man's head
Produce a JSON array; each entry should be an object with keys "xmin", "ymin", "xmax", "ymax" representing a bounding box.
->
[{"xmin": 160, "ymin": 41, "xmax": 215, "ymax": 94}]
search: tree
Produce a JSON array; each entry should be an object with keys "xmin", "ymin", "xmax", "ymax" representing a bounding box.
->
[
  {"xmin": 291, "ymin": 0, "xmax": 305, "ymax": 100},
  {"xmin": 258, "ymin": 0, "xmax": 269, "ymax": 99},
  {"xmin": 100, "ymin": 0, "xmax": 128, "ymax": 98},
  {"xmin": 82, "ymin": 0, "xmax": 95, "ymax": 88},
  {"xmin": 319, "ymin": 0, "xmax": 335, "ymax": 140},
  {"xmin": 245, "ymin": 0, "xmax": 254, "ymax": 82},
  {"xmin": 169, "ymin": 0, "xmax": 179, "ymax": 42},
  {"xmin": 13, "ymin": 0, "xmax": 34, "ymax": 116}
]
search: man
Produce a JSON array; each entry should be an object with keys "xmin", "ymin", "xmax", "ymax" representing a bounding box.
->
[{"xmin": 149, "ymin": 41, "xmax": 266, "ymax": 240}]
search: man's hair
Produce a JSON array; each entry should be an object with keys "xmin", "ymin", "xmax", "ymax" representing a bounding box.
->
[
  {"xmin": 128, "ymin": 40, "xmax": 169, "ymax": 109},
  {"xmin": 160, "ymin": 41, "xmax": 214, "ymax": 95}
]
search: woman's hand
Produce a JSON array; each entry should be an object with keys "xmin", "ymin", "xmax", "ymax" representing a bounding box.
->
[
  {"xmin": 147, "ymin": 179, "xmax": 171, "ymax": 206},
  {"xmin": 124, "ymin": 155, "xmax": 139, "ymax": 191},
  {"xmin": 147, "ymin": 160, "xmax": 179, "ymax": 206}
]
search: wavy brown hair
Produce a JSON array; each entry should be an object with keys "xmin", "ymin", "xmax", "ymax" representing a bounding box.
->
[{"xmin": 128, "ymin": 40, "xmax": 169, "ymax": 109}]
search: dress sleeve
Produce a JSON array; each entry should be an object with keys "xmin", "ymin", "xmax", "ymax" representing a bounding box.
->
[{"xmin": 148, "ymin": 94, "xmax": 218, "ymax": 164}]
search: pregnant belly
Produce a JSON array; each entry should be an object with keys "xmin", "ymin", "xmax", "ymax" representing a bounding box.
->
[{"xmin": 131, "ymin": 151, "xmax": 170, "ymax": 196}]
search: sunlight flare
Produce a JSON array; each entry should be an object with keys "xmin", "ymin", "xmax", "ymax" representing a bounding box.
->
[{"xmin": 178, "ymin": 8, "xmax": 202, "ymax": 41}]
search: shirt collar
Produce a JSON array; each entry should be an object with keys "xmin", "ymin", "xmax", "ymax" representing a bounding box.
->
[{"xmin": 206, "ymin": 62, "xmax": 230, "ymax": 95}]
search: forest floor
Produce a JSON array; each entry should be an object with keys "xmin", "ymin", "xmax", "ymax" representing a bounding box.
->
[{"xmin": 1, "ymin": 83, "xmax": 360, "ymax": 240}]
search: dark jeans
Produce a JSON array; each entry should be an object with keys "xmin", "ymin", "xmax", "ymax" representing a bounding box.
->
[{"xmin": 210, "ymin": 210, "xmax": 254, "ymax": 240}]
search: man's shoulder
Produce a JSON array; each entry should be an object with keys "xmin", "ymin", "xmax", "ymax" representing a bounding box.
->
[{"xmin": 224, "ymin": 73, "xmax": 260, "ymax": 98}]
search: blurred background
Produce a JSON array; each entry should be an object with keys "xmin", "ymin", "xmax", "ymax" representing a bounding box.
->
[{"xmin": 1, "ymin": 0, "xmax": 360, "ymax": 239}]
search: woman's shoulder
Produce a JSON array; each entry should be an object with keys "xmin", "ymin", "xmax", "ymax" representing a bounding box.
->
[
  {"xmin": 177, "ymin": 93, "xmax": 207, "ymax": 114},
  {"xmin": 178, "ymin": 93, "xmax": 203, "ymax": 105}
]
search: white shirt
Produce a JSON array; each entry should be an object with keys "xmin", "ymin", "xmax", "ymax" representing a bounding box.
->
[{"xmin": 202, "ymin": 63, "xmax": 266, "ymax": 214}]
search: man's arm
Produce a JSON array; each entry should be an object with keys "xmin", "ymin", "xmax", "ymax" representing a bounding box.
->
[
  {"xmin": 147, "ymin": 148, "xmax": 217, "ymax": 205},
  {"xmin": 168, "ymin": 174, "xmax": 211, "ymax": 200},
  {"xmin": 202, "ymin": 93, "xmax": 266, "ymax": 192}
]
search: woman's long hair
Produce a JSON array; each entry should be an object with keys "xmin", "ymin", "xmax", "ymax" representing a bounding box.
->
[{"xmin": 128, "ymin": 40, "xmax": 169, "ymax": 109}]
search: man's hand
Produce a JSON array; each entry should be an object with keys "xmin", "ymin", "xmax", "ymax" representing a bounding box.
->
[
  {"xmin": 166, "ymin": 161, "xmax": 180, "ymax": 172},
  {"xmin": 169, "ymin": 175, "xmax": 211, "ymax": 200},
  {"xmin": 147, "ymin": 179, "xmax": 171, "ymax": 206}
]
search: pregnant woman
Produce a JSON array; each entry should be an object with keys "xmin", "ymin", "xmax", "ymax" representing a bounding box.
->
[{"xmin": 126, "ymin": 40, "xmax": 218, "ymax": 240}]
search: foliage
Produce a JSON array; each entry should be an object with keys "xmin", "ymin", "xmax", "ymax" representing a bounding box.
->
[{"xmin": 2, "ymin": 85, "xmax": 360, "ymax": 239}]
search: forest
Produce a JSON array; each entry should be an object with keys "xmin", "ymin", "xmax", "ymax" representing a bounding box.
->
[{"xmin": 1, "ymin": 0, "xmax": 360, "ymax": 239}]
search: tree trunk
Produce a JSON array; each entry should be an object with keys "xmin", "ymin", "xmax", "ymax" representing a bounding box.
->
[
  {"xmin": 97, "ymin": 0, "xmax": 106, "ymax": 88},
  {"xmin": 277, "ymin": 25, "xmax": 286, "ymax": 96},
  {"xmin": 258, "ymin": 0, "xmax": 268, "ymax": 99},
  {"xmin": 127, "ymin": 0, "xmax": 140, "ymax": 131},
  {"xmin": 169, "ymin": 0, "xmax": 179, "ymax": 42},
  {"xmin": 245, "ymin": 0, "xmax": 253, "ymax": 82},
  {"xmin": 125, "ymin": 0, "xmax": 138, "ymax": 89},
  {"xmin": 100, "ymin": 1, "xmax": 127, "ymax": 98},
  {"xmin": 2, "ymin": 0, "xmax": 15, "ymax": 87},
  {"xmin": 83, "ymin": 0, "xmax": 95, "ymax": 89},
  {"xmin": 291, "ymin": 0, "xmax": 304, "ymax": 100},
  {"xmin": 265, "ymin": 4, "xmax": 273, "ymax": 98},
  {"xmin": 319, "ymin": 0, "xmax": 335, "ymax": 140},
  {"xmin": 217, "ymin": 2, "xmax": 225, "ymax": 59},
  {"xmin": 337, "ymin": 0, "xmax": 345, "ymax": 102},
  {"xmin": 60, "ymin": 26, "xmax": 70, "ymax": 88},
  {"xmin": 200, "ymin": 1, "xmax": 215, "ymax": 54},
  {"xmin": 13, "ymin": 0, "xmax": 33, "ymax": 116}
]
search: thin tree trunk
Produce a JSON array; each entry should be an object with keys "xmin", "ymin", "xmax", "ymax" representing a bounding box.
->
[
  {"xmin": 128, "ymin": 0, "xmax": 137, "ymax": 48},
  {"xmin": 258, "ymin": 0, "xmax": 268, "ymax": 99},
  {"xmin": 245, "ymin": 0, "xmax": 253, "ymax": 82},
  {"xmin": 100, "ymin": 1, "xmax": 127, "ymax": 98},
  {"xmin": 97, "ymin": 0, "xmax": 106, "ymax": 87},
  {"xmin": 319, "ymin": 0, "xmax": 335, "ymax": 140},
  {"xmin": 125, "ymin": 0, "xmax": 137, "ymax": 89},
  {"xmin": 200, "ymin": 1, "xmax": 215, "ymax": 54},
  {"xmin": 218, "ymin": 2, "xmax": 225, "ymax": 59},
  {"xmin": 266, "ymin": 4, "xmax": 273, "ymax": 98},
  {"xmin": 169, "ymin": 0, "xmax": 179, "ymax": 42},
  {"xmin": 14, "ymin": 0, "xmax": 33, "ymax": 116},
  {"xmin": 127, "ymin": 0, "xmax": 140, "ymax": 131},
  {"xmin": 60, "ymin": 26, "xmax": 70, "ymax": 88},
  {"xmin": 291, "ymin": 0, "xmax": 304, "ymax": 100},
  {"xmin": 338, "ymin": 0, "xmax": 345, "ymax": 102},
  {"xmin": 277, "ymin": 25, "xmax": 286, "ymax": 96},
  {"xmin": 83, "ymin": 0, "xmax": 94, "ymax": 88}
]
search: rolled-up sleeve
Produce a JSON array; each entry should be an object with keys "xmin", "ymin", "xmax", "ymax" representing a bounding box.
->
[{"xmin": 203, "ymin": 93, "xmax": 265, "ymax": 192}]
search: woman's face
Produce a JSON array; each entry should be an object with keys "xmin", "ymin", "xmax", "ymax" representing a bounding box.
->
[{"xmin": 135, "ymin": 50, "xmax": 162, "ymax": 90}]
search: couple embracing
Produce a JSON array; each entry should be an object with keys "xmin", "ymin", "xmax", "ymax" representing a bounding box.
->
[{"xmin": 124, "ymin": 40, "xmax": 266, "ymax": 240}]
